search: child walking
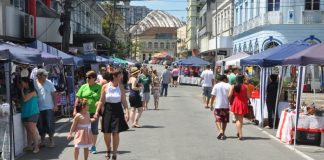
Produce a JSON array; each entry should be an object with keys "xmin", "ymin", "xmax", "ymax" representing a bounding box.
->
[
  {"xmin": 152, "ymin": 70, "xmax": 160, "ymax": 110},
  {"xmin": 67, "ymin": 99, "xmax": 94, "ymax": 160}
]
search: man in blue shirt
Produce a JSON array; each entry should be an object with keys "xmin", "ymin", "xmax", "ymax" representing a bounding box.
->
[{"xmin": 160, "ymin": 66, "xmax": 171, "ymax": 97}]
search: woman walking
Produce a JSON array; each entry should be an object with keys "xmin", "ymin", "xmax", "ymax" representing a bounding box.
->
[
  {"xmin": 95, "ymin": 70, "xmax": 129, "ymax": 160},
  {"xmin": 152, "ymin": 70, "xmax": 160, "ymax": 110},
  {"xmin": 74, "ymin": 71, "xmax": 102, "ymax": 154},
  {"xmin": 128, "ymin": 67, "xmax": 143, "ymax": 128},
  {"xmin": 19, "ymin": 77, "xmax": 40, "ymax": 153},
  {"xmin": 228, "ymin": 75, "xmax": 250, "ymax": 140}
]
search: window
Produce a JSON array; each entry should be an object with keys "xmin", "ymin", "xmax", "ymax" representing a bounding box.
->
[
  {"xmin": 305, "ymin": 0, "xmax": 320, "ymax": 10},
  {"xmin": 264, "ymin": 41, "xmax": 279, "ymax": 50},
  {"xmin": 166, "ymin": 42, "xmax": 170, "ymax": 49},
  {"xmin": 148, "ymin": 42, "xmax": 152, "ymax": 49},
  {"xmin": 160, "ymin": 42, "xmax": 165, "ymax": 49},
  {"xmin": 154, "ymin": 42, "xmax": 158, "ymax": 49},
  {"xmin": 256, "ymin": 0, "xmax": 260, "ymax": 16},
  {"xmin": 172, "ymin": 42, "xmax": 176, "ymax": 49},
  {"xmin": 245, "ymin": 2, "xmax": 248, "ymax": 22},
  {"xmin": 268, "ymin": 0, "xmax": 280, "ymax": 11},
  {"xmin": 250, "ymin": 0, "xmax": 254, "ymax": 19},
  {"xmin": 10, "ymin": 0, "xmax": 26, "ymax": 12},
  {"xmin": 240, "ymin": 6, "xmax": 243, "ymax": 24}
]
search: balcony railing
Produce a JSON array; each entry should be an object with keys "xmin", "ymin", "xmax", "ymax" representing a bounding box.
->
[
  {"xmin": 234, "ymin": 11, "xmax": 282, "ymax": 35},
  {"xmin": 303, "ymin": 11, "xmax": 324, "ymax": 24}
]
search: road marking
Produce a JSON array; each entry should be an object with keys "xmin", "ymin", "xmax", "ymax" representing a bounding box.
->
[{"xmin": 258, "ymin": 128, "xmax": 315, "ymax": 160}]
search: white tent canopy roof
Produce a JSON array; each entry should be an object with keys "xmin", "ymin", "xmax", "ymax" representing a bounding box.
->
[{"xmin": 216, "ymin": 52, "xmax": 250, "ymax": 66}]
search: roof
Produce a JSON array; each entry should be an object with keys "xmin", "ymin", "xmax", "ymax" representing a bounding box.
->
[{"xmin": 130, "ymin": 10, "xmax": 184, "ymax": 35}]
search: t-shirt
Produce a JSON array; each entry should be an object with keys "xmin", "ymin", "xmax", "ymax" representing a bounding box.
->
[
  {"xmin": 21, "ymin": 96, "xmax": 40, "ymax": 118},
  {"xmin": 138, "ymin": 74, "xmax": 151, "ymax": 93},
  {"xmin": 228, "ymin": 73, "xmax": 236, "ymax": 85},
  {"xmin": 211, "ymin": 82, "xmax": 231, "ymax": 109},
  {"xmin": 34, "ymin": 80, "xmax": 56, "ymax": 111},
  {"xmin": 76, "ymin": 83, "xmax": 102, "ymax": 113},
  {"xmin": 171, "ymin": 68, "xmax": 180, "ymax": 77},
  {"xmin": 200, "ymin": 69, "xmax": 214, "ymax": 87},
  {"xmin": 161, "ymin": 69, "xmax": 171, "ymax": 84}
]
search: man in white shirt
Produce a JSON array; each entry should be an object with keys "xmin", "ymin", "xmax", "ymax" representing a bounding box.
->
[
  {"xmin": 200, "ymin": 65, "xmax": 214, "ymax": 108},
  {"xmin": 210, "ymin": 75, "xmax": 231, "ymax": 140}
]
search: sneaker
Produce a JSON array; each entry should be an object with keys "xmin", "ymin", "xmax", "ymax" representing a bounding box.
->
[
  {"xmin": 32, "ymin": 148, "xmax": 40, "ymax": 154},
  {"xmin": 221, "ymin": 134, "xmax": 227, "ymax": 140},
  {"xmin": 90, "ymin": 146, "xmax": 97, "ymax": 154},
  {"xmin": 48, "ymin": 140, "xmax": 55, "ymax": 148}
]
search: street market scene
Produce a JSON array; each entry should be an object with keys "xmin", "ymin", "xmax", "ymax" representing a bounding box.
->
[{"xmin": 0, "ymin": 0, "xmax": 324, "ymax": 160}]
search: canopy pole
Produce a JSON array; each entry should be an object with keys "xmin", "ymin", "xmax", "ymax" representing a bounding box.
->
[
  {"xmin": 293, "ymin": 66, "xmax": 305, "ymax": 150},
  {"xmin": 4, "ymin": 62, "xmax": 14, "ymax": 160},
  {"xmin": 260, "ymin": 67, "xmax": 264, "ymax": 127},
  {"xmin": 273, "ymin": 66, "xmax": 287, "ymax": 134}
]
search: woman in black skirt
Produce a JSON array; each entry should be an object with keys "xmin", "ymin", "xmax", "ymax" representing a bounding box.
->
[
  {"xmin": 95, "ymin": 70, "xmax": 129, "ymax": 160},
  {"xmin": 128, "ymin": 67, "xmax": 143, "ymax": 128}
]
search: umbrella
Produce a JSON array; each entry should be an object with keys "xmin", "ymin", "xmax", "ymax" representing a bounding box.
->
[
  {"xmin": 179, "ymin": 56, "xmax": 210, "ymax": 66},
  {"xmin": 283, "ymin": 43, "xmax": 324, "ymax": 65}
]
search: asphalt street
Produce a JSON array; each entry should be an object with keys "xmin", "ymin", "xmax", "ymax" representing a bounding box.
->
[{"xmin": 18, "ymin": 85, "xmax": 315, "ymax": 160}]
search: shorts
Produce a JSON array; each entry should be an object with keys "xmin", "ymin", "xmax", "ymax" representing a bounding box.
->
[
  {"xmin": 213, "ymin": 108, "xmax": 230, "ymax": 123},
  {"xmin": 22, "ymin": 114, "xmax": 39, "ymax": 123},
  {"xmin": 141, "ymin": 92, "xmax": 150, "ymax": 102},
  {"xmin": 202, "ymin": 87, "xmax": 212, "ymax": 98},
  {"xmin": 129, "ymin": 95, "xmax": 142, "ymax": 108},
  {"xmin": 37, "ymin": 109, "xmax": 55, "ymax": 136},
  {"xmin": 90, "ymin": 113, "xmax": 99, "ymax": 135},
  {"xmin": 172, "ymin": 76, "xmax": 178, "ymax": 81}
]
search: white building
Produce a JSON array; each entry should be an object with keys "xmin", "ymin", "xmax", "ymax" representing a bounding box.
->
[{"xmin": 233, "ymin": 0, "xmax": 324, "ymax": 53}]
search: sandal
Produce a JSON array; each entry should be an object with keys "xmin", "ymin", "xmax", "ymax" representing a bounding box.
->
[
  {"xmin": 105, "ymin": 150, "xmax": 111, "ymax": 159},
  {"xmin": 132, "ymin": 124, "xmax": 141, "ymax": 128},
  {"xmin": 112, "ymin": 155, "xmax": 117, "ymax": 160}
]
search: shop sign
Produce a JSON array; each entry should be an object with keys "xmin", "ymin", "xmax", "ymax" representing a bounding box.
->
[{"xmin": 83, "ymin": 42, "xmax": 94, "ymax": 54}]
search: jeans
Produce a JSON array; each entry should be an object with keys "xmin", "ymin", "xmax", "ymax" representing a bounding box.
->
[
  {"xmin": 37, "ymin": 109, "xmax": 55, "ymax": 137},
  {"xmin": 160, "ymin": 83, "xmax": 168, "ymax": 96}
]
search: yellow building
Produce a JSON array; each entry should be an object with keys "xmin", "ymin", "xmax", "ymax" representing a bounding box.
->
[
  {"xmin": 177, "ymin": 25, "xmax": 187, "ymax": 59},
  {"xmin": 130, "ymin": 11, "xmax": 184, "ymax": 62}
]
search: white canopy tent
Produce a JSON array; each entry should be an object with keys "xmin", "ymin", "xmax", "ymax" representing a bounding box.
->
[{"xmin": 216, "ymin": 52, "xmax": 250, "ymax": 67}]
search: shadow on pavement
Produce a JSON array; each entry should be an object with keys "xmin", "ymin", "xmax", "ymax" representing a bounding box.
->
[
  {"xmin": 224, "ymin": 136, "xmax": 270, "ymax": 141},
  {"xmin": 96, "ymin": 150, "xmax": 131, "ymax": 155},
  {"xmin": 140, "ymin": 125, "xmax": 165, "ymax": 129},
  {"xmin": 17, "ymin": 136, "xmax": 72, "ymax": 160}
]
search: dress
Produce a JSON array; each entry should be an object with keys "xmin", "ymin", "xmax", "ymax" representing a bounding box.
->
[
  {"xmin": 128, "ymin": 83, "xmax": 142, "ymax": 108},
  {"xmin": 230, "ymin": 85, "xmax": 249, "ymax": 115},
  {"xmin": 74, "ymin": 113, "xmax": 93, "ymax": 148},
  {"xmin": 102, "ymin": 83, "xmax": 129, "ymax": 133}
]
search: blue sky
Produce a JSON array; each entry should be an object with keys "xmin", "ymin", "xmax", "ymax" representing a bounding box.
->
[{"xmin": 130, "ymin": 0, "xmax": 187, "ymax": 21}]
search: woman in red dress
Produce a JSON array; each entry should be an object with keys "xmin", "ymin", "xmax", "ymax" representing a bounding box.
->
[{"xmin": 228, "ymin": 75, "xmax": 250, "ymax": 140}]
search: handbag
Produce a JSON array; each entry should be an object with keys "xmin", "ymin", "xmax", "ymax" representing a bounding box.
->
[{"xmin": 244, "ymin": 105, "xmax": 255, "ymax": 120}]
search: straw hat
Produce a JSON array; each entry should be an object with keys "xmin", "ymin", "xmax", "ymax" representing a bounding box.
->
[{"xmin": 130, "ymin": 67, "xmax": 140, "ymax": 75}]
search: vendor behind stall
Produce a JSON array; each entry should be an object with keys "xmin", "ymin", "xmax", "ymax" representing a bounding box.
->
[{"xmin": 266, "ymin": 74, "xmax": 279, "ymax": 129}]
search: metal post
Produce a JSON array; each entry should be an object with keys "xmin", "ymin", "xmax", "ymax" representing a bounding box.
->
[
  {"xmin": 294, "ymin": 66, "xmax": 305, "ymax": 149},
  {"xmin": 214, "ymin": 7, "xmax": 218, "ymax": 74}
]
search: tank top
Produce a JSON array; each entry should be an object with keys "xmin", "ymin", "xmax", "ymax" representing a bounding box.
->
[
  {"xmin": 128, "ymin": 83, "xmax": 140, "ymax": 97},
  {"xmin": 21, "ymin": 96, "xmax": 40, "ymax": 118},
  {"xmin": 105, "ymin": 83, "xmax": 121, "ymax": 103}
]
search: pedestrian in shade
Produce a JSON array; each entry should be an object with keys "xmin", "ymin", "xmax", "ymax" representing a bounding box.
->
[
  {"xmin": 95, "ymin": 69, "xmax": 129, "ymax": 160},
  {"xmin": 74, "ymin": 70, "xmax": 102, "ymax": 154},
  {"xmin": 34, "ymin": 69, "xmax": 58, "ymax": 148}
]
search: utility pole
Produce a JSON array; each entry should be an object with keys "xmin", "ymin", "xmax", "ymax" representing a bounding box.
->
[{"xmin": 61, "ymin": 0, "xmax": 73, "ymax": 53}]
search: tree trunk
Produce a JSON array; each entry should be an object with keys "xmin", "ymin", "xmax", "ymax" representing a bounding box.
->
[{"xmin": 62, "ymin": 0, "xmax": 72, "ymax": 53}]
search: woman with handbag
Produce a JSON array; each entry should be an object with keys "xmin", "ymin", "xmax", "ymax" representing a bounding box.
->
[{"xmin": 228, "ymin": 75, "xmax": 250, "ymax": 140}]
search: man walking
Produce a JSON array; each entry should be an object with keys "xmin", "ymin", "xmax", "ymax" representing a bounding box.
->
[
  {"xmin": 200, "ymin": 65, "xmax": 215, "ymax": 108},
  {"xmin": 210, "ymin": 75, "xmax": 231, "ymax": 140},
  {"xmin": 160, "ymin": 66, "xmax": 171, "ymax": 97},
  {"xmin": 34, "ymin": 69, "xmax": 58, "ymax": 148},
  {"xmin": 139, "ymin": 67, "xmax": 152, "ymax": 110}
]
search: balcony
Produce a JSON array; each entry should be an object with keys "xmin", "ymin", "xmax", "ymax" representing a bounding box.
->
[
  {"xmin": 303, "ymin": 11, "xmax": 324, "ymax": 24},
  {"xmin": 234, "ymin": 11, "xmax": 282, "ymax": 35}
]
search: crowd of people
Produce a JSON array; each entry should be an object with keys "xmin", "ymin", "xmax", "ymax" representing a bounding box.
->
[
  {"xmin": 19, "ymin": 63, "xmax": 179, "ymax": 160},
  {"xmin": 201, "ymin": 65, "xmax": 272, "ymax": 140}
]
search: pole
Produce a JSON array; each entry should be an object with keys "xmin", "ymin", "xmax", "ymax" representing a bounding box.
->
[
  {"xmin": 294, "ymin": 66, "xmax": 305, "ymax": 149},
  {"xmin": 214, "ymin": 7, "xmax": 218, "ymax": 74},
  {"xmin": 62, "ymin": 0, "xmax": 73, "ymax": 53}
]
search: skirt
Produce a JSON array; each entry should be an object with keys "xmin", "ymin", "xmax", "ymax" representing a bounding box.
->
[
  {"xmin": 129, "ymin": 95, "xmax": 142, "ymax": 108},
  {"xmin": 102, "ymin": 102, "xmax": 129, "ymax": 133}
]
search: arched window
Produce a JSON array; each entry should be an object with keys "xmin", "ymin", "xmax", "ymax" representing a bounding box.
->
[
  {"xmin": 264, "ymin": 41, "xmax": 279, "ymax": 50},
  {"xmin": 160, "ymin": 42, "xmax": 165, "ymax": 49},
  {"xmin": 154, "ymin": 42, "xmax": 158, "ymax": 49},
  {"xmin": 148, "ymin": 42, "xmax": 152, "ymax": 49}
]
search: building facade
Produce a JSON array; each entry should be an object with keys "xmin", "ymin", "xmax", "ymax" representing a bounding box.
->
[
  {"xmin": 233, "ymin": 0, "xmax": 324, "ymax": 54},
  {"xmin": 177, "ymin": 25, "xmax": 187, "ymax": 59},
  {"xmin": 130, "ymin": 11, "xmax": 184, "ymax": 61},
  {"xmin": 186, "ymin": 0, "xmax": 205, "ymax": 52}
]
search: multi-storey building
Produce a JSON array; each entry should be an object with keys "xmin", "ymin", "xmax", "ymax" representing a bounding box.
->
[
  {"xmin": 177, "ymin": 25, "xmax": 187, "ymax": 59},
  {"xmin": 116, "ymin": 4, "xmax": 151, "ymax": 31},
  {"xmin": 186, "ymin": 0, "xmax": 205, "ymax": 53},
  {"xmin": 130, "ymin": 11, "xmax": 184, "ymax": 61},
  {"xmin": 233, "ymin": 0, "xmax": 324, "ymax": 54},
  {"xmin": 0, "ymin": 0, "xmax": 107, "ymax": 53}
]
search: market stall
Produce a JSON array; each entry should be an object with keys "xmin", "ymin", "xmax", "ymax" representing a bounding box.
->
[
  {"xmin": 216, "ymin": 52, "xmax": 250, "ymax": 70},
  {"xmin": 0, "ymin": 42, "xmax": 42, "ymax": 159},
  {"xmin": 278, "ymin": 43, "xmax": 324, "ymax": 147},
  {"xmin": 240, "ymin": 41, "xmax": 312, "ymax": 128},
  {"xmin": 178, "ymin": 56, "xmax": 210, "ymax": 85}
]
